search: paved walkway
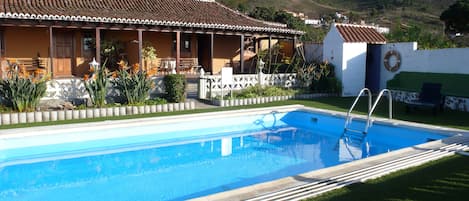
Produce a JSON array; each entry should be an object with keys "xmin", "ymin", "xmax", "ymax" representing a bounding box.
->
[{"xmin": 187, "ymin": 98, "xmax": 218, "ymax": 109}]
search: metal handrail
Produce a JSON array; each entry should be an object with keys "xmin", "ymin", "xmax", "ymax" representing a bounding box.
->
[
  {"xmin": 364, "ymin": 89, "xmax": 393, "ymax": 133},
  {"xmin": 344, "ymin": 88, "xmax": 372, "ymax": 130}
]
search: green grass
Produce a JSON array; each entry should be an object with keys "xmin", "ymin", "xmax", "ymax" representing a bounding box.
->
[
  {"xmin": 2, "ymin": 97, "xmax": 469, "ymax": 130},
  {"xmin": 308, "ymin": 155, "xmax": 469, "ymax": 201}
]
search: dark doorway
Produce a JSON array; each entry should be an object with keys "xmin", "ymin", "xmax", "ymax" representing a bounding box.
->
[
  {"xmin": 197, "ymin": 34, "xmax": 211, "ymax": 73},
  {"xmin": 365, "ymin": 44, "xmax": 382, "ymax": 93}
]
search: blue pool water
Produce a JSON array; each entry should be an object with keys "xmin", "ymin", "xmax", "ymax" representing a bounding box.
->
[{"xmin": 0, "ymin": 110, "xmax": 448, "ymax": 201}]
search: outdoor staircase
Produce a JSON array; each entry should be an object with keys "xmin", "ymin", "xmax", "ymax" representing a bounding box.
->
[{"xmin": 186, "ymin": 77, "xmax": 199, "ymax": 99}]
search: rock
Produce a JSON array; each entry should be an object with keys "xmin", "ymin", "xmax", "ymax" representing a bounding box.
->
[{"xmin": 62, "ymin": 102, "xmax": 76, "ymax": 110}]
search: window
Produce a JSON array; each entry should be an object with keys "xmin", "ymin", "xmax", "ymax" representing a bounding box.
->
[
  {"xmin": 82, "ymin": 31, "xmax": 94, "ymax": 57},
  {"xmin": 172, "ymin": 33, "xmax": 191, "ymax": 53}
]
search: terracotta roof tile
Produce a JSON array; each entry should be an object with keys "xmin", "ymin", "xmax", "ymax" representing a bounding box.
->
[
  {"xmin": 0, "ymin": 0, "xmax": 302, "ymax": 35},
  {"xmin": 335, "ymin": 24, "xmax": 386, "ymax": 44}
]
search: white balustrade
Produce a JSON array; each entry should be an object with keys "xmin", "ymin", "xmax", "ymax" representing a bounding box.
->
[{"xmin": 199, "ymin": 73, "xmax": 298, "ymax": 99}]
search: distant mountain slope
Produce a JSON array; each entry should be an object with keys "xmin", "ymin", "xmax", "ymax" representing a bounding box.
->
[{"xmin": 218, "ymin": 0, "xmax": 456, "ymax": 34}]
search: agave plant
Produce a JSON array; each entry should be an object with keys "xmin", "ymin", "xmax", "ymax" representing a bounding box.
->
[
  {"xmin": 0, "ymin": 71, "xmax": 48, "ymax": 112},
  {"xmin": 112, "ymin": 66, "xmax": 152, "ymax": 105},
  {"xmin": 83, "ymin": 62, "xmax": 110, "ymax": 107}
]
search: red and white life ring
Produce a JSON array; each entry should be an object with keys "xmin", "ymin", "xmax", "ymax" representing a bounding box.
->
[{"xmin": 384, "ymin": 50, "xmax": 401, "ymax": 72}]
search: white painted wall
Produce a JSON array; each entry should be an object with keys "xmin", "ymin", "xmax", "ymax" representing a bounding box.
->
[
  {"xmin": 380, "ymin": 42, "xmax": 469, "ymax": 89},
  {"xmin": 323, "ymin": 25, "xmax": 344, "ymax": 89},
  {"xmin": 342, "ymin": 43, "xmax": 368, "ymax": 96},
  {"xmin": 323, "ymin": 25, "xmax": 368, "ymax": 96}
]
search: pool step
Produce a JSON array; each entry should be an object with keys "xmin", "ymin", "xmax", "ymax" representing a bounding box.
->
[{"xmin": 246, "ymin": 139, "xmax": 469, "ymax": 201}]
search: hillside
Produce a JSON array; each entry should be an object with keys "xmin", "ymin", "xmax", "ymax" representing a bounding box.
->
[{"xmin": 217, "ymin": 0, "xmax": 458, "ymax": 39}]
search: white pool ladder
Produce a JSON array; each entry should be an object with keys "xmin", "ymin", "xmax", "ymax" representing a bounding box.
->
[
  {"xmin": 344, "ymin": 88, "xmax": 372, "ymax": 134},
  {"xmin": 344, "ymin": 88, "xmax": 393, "ymax": 134},
  {"xmin": 364, "ymin": 89, "xmax": 393, "ymax": 133}
]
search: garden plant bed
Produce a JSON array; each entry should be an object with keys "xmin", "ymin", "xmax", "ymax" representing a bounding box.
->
[
  {"xmin": 0, "ymin": 101, "xmax": 195, "ymax": 126},
  {"xmin": 211, "ymin": 93, "xmax": 333, "ymax": 107}
]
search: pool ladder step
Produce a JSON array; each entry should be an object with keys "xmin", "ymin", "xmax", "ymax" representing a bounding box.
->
[{"xmin": 245, "ymin": 138, "xmax": 469, "ymax": 201}]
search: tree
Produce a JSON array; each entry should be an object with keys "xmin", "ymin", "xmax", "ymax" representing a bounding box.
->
[
  {"xmin": 440, "ymin": 0, "xmax": 469, "ymax": 34},
  {"xmin": 249, "ymin": 7, "xmax": 276, "ymax": 21}
]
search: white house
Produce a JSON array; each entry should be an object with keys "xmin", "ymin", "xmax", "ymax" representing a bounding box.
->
[{"xmin": 323, "ymin": 23, "xmax": 386, "ymax": 96}]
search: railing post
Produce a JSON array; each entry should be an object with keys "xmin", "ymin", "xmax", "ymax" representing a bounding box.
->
[{"xmin": 198, "ymin": 75, "xmax": 206, "ymax": 99}]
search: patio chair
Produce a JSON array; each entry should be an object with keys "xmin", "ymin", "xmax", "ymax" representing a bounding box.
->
[{"xmin": 405, "ymin": 83, "xmax": 444, "ymax": 114}]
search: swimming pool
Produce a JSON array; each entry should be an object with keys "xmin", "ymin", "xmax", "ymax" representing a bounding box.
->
[{"xmin": 0, "ymin": 106, "xmax": 458, "ymax": 201}]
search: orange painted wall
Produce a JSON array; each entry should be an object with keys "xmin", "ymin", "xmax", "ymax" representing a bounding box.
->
[
  {"xmin": 212, "ymin": 35, "xmax": 240, "ymax": 74},
  {"xmin": 3, "ymin": 27, "xmax": 49, "ymax": 58}
]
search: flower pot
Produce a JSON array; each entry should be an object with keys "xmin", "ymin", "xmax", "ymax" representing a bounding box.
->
[
  {"xmin": 234, "ymin": 99, "xmax": 239, "ymax": 106},
  {"xmin": 144, "ymin": 105, "xmax": 151, "ymax": 114},
  {"xmin": 113, "ymin": 107, "xmax": 120, "ymax": 116},
  {"xmin": 72, "ymin": 110, "xmax": 80, "ymax": 119},
  {"xmin": 138, "ymin": 106, "xmax": 145, "ymax": 114},
  {"xmin": 150, "ymin": 105, "xmax": 157, "ymax": 113},
  {"xmin": 125, "ymin": 106, "xmax": 132, "ymax": 115},
  {"xmin": 92, "ymin": 108, "xmax": 100, "ymax": 118},
  {"xmin": 79, "ymin": 110, "xmax": 87, "ymax": 119},
  {"xmin": 156, "ymin": 105, "xmax": 163, "ymax": 112},
  {"xmin": 107, "ymin": 108, "xmax": 114, "ymax": 117},
  {"xmin": 190, "ymin": 101, "xmax": 195, "ymax": 109},
  {"xmin": 179, "ymin": 102, "xmax": 185, "ymax": 111},
  {"xmin": 119, "ymin": 106, "xmax": 126, "ymax": 116},
  {"xmin": 58, "ymin": 111, "xmax": 66, "ymax": 120},
  {"xmin": 162, "ymin": 104, "xmax": 168, "ymax": 112},
  {"xmin": 100, "ymin": 108, "xmax": 107, "ymax": 117},
  {"xmin": 10, "ymin": 113, "xmax": 19, "ymax": 124},
  {"xmin": 173, "ymin": 103, "xmax": 180, "ymax": 111},
  {"xmin": 230, "ymin": 100, "xmax": 235, "ymax": 107},
  {"xmin": 50, "ymin": 111, "xmax": 58, "ymax": 121},
  {"xmin": 35, "ymin": 111, "xmax": 43, "ymax": 122},
  {"xmin": 2, "ymin": 113, "xmax": 11, "ymax": 125},
  {"xmin": 132, "ymin": 106, "xmax": 139, "ymax": 115},
  {"xmin": 65, "ymin": 110, "xmax": 73, "ymax": 120},
  {"xmin": 86, "ymin": 109, "xmax": 94, "ymax": 118},
  {"xmin": 168, "ymin": 103, "xmax": 174, "ymax": 112},
  {"xmin": 18, "ymin": 113, "xmax": 27, "ymax": 124},
  {"xmin": 27, "ymin": 112, "xmax": 35, "ymax": 123}
]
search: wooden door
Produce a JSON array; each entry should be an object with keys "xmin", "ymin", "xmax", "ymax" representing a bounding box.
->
[{"xmin": 53, "ymin": 32, "xmax": 75, "ymax": 77}]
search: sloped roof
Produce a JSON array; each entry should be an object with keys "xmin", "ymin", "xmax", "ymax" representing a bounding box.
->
[
  {"xmin": 335, "ymin": 24, "xmax": 386, "ymax": 44},
  {"xmin": 0, "ymin": 0, "xmax": 302, "ymax": 35}
]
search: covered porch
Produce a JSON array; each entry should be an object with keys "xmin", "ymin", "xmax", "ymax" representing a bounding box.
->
[{"xmin": 0, "ymin": 24, "xmax": 298, "ymax": 79}]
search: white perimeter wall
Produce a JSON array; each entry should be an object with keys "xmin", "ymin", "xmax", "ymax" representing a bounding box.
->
[{"xmin": 380, "ymin": 42, "xmax": 469, "ymax": 89}]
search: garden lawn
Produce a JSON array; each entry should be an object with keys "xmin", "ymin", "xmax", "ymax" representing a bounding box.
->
[{"xmin": 307, "ymin": 154, "xmax": 469, "ymax": 201}]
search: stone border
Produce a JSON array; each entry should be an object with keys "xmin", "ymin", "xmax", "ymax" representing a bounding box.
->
[
  {"xmin": 0, "ymin": 102, "xmax": 196, "ymax": 126},
  {"xmin": 211, "ymin": 94, "xmax": 333, "ymax": 107}
]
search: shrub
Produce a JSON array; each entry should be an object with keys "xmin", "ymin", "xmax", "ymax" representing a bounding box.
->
[
  {"xmin": 163, "ymin": 74, "xmax": 186, "ymax": 103},
  {"xmin": 0, "ymin": 71, "xmax": 48, "ymax": 112},
  {"xmin": 144, "ymin": 97, "xmax": 168, "ymax": 105},
  {"xmin": 311, "ymin": 77, "xmax": 342, "ymax": 94},
  {"xmin": 112, "ymin": 65, "xmax": 152, "ymax": 105},
  {"xmin": 233, "ymin": 85, "xmax": 296, "ymax": 98},
  {"xmin": 84, "ymin": 62, "xmax": 109, "ymax": 108}
]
